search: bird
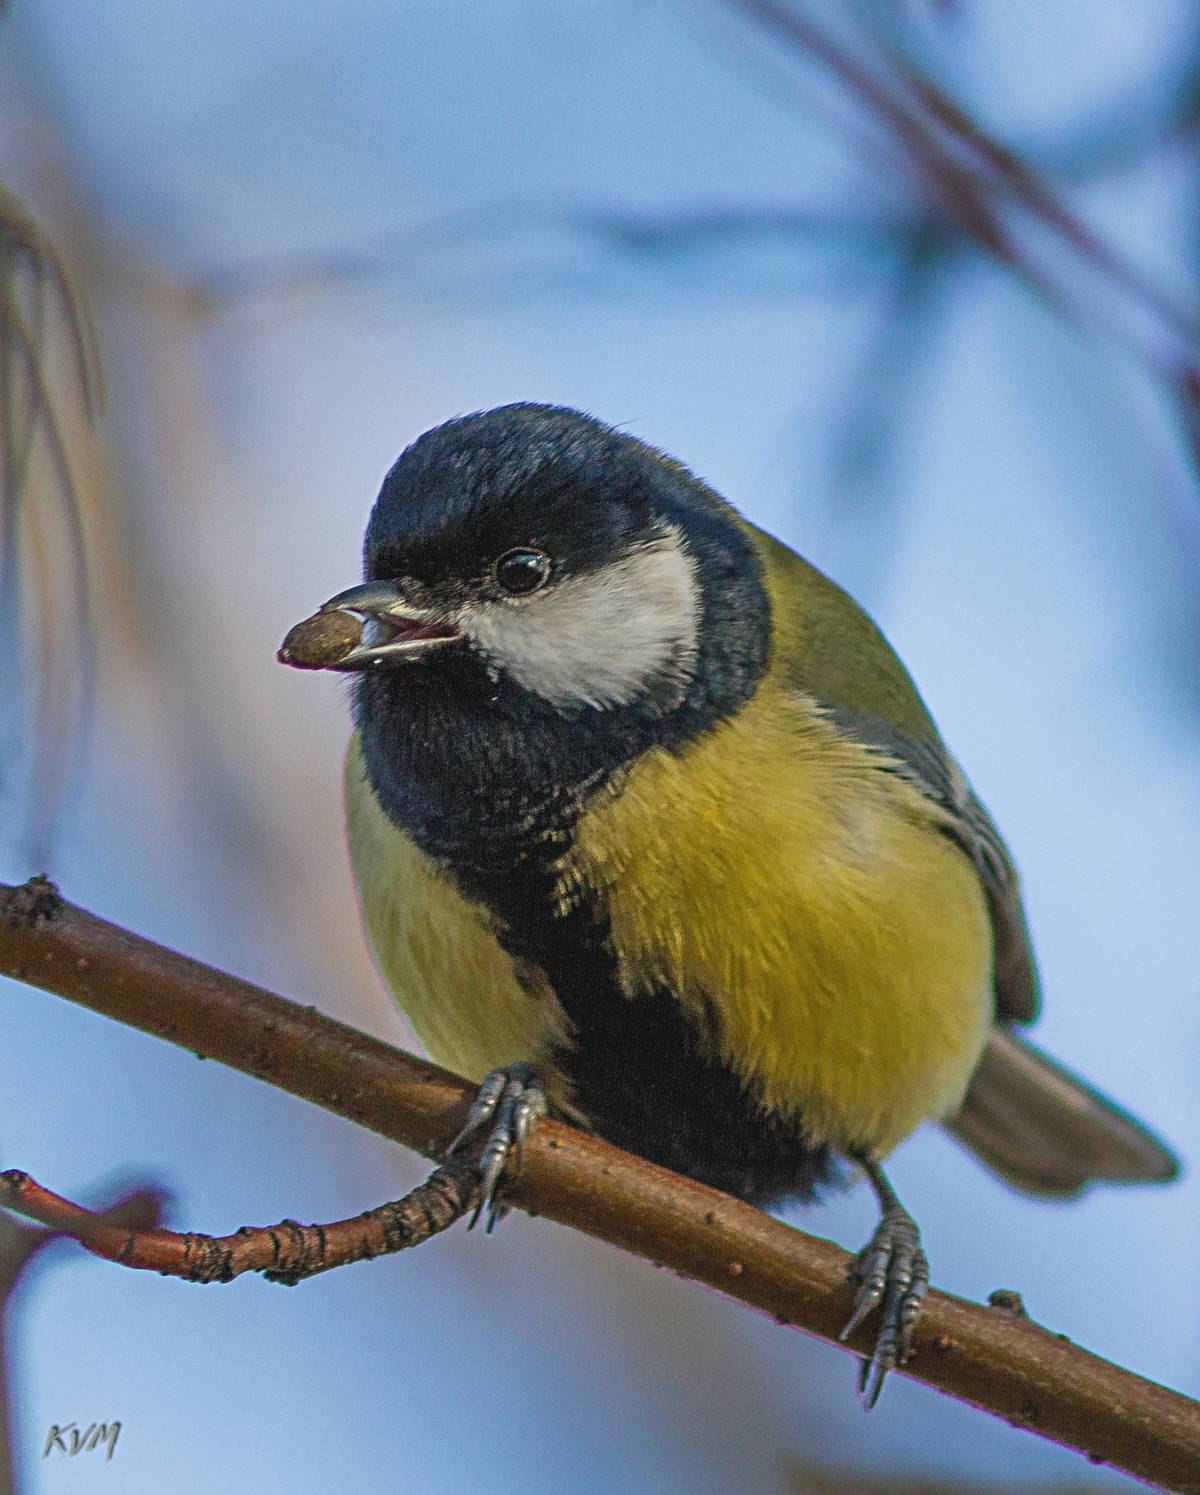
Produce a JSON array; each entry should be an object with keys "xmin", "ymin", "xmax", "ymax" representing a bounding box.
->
[{"xmin": 280, "ymin": 402, "xmax": 1178, "ymax": 1403}]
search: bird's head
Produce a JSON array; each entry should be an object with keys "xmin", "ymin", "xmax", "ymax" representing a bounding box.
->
[{"xmin": 284, "ymin": 405, "xmax": 770, "ymax": 740}]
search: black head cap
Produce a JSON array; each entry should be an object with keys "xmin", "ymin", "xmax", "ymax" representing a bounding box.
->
[{"xmin": 366, "ymin": 403, "xmax": 740, "ymax": 590}]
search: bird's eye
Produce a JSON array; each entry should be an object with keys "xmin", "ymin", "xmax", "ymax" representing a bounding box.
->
[{"xmin": 495, "ymin": 547, "xmax": 551, "ymax": 596}]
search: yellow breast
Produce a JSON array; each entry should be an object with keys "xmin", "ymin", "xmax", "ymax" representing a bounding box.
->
[
  {"xmin": 346, "ymin": 684, "xmax": 993, "ymax": 1161},
  {"xmin": 562, "ymin": 683, "xmax": 994, "ymax": 1157},
  {"xmin": 344, "ymin": 736, "xmax": 569, "ymax": 1086}
]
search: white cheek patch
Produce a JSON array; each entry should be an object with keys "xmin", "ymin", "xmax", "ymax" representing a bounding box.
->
[{"xmin": 464, "ymin": 525, "xmax": 701, "ymax": 710}]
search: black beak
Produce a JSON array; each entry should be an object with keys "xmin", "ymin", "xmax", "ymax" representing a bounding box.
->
[{"xmin": 279, "ymin": 580, "xmax": 461, "ymax": 672}]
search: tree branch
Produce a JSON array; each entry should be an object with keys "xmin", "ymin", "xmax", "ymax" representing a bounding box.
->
[
  {"xmin": 2, "ymin": 877, "xmax": 1198, "ymax": 1493},
  {"xmin": 0, "ymin": 1162, "xmax": 477, "ymax": 1286}
]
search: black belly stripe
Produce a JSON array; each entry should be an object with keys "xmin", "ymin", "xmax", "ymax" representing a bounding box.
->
[
  {"xmin": 458, "ymin": 851, "xmax": 842, "ymax": 1209},
  {"xmin": 556, "ymin": 978, "xmax": 843, "ymax": 1208}
]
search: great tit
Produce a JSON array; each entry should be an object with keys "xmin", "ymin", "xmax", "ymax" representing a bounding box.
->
[{"xmin": 282, "ymin": 402, "xmax": 1178, "ymax": 1402}]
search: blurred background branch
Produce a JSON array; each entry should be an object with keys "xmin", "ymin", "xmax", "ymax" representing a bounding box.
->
[
  {"xmin": 0, "ymin": 183, "xmax": 98, "ymax": 871},
  {"xmin": 162, "ymin": 0, "xmax": 1200, "ymax": 609}
]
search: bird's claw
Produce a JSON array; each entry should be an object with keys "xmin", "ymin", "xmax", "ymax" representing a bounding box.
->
[
  {"xmin": 840, "ymin": 1205, "xmax": 929, "ymax": 1408},
  {"xmin": 446, "ymin": 1063, "xmax": 547, "ymax": 1233}
]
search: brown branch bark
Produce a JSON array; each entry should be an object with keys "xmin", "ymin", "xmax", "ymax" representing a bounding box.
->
[
  {"xmin": 0, "ymin": 1162, "xmax": 477, "ymax": 1285},
  {"xmin": 2, "ymin": 877, "xmax": 1198, "ymax": 1493}
]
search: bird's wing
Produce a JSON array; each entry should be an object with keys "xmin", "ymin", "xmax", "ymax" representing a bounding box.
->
[{"xmin": 821, "ymin": 707, "xmax": 1041, "ymax": 1024}]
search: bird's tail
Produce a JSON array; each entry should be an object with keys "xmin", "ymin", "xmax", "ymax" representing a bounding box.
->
[{"xmin": 944, "ymin": 1027, "xmax": 1180, "ymax": 1198}]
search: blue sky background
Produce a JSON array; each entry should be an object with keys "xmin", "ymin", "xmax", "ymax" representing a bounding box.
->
[{"xmin": 1, "ymin": 3, "xmax": 1197, "ymax": 1492}]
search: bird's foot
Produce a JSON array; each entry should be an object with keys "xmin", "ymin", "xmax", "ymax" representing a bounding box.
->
[
  {"xmin": 840, "ymin": 1203, "xmax": 929, "ymax": 1408},
  {"xmin": 446, "ymin": 1063, "xmax": 547, "ymax": 1233}
]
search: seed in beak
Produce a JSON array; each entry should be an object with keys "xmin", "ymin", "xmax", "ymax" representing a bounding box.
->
[{"xmin": 278, "ymin": 609, "xmax": 364, "ymax": 669}]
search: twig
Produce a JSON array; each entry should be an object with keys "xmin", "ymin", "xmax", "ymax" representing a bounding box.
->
[
  {"xmin": 2, "ymin": 878, "xmax": 1198, "ymax": 1493},
  {"xmin": 0, "ymin": 1161, "xmax": 477, "ymax": 1286}
]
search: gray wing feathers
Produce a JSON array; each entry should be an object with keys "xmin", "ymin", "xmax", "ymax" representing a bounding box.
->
[
  {"xmin": 958, "ymin": 786, "xmax": 1041, "ymax": 1025},
  {"xmin": 946, "ymin": 1028, "xmax": 1180, "ymax": 1197}
]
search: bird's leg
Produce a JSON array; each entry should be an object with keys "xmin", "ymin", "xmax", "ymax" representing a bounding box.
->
[
  {"xmin": 839, "ymin": 1153, "xmax": 929, "ymax": 1408},
  {"xmin": 446, "ymin": 1062, "xmax": 547, "ymax": 1233}
]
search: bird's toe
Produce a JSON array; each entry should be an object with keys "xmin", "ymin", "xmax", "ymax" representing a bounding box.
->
[
  {"xmin": 447, "ymin": 1063, "xmax": 547, "ymax": 1232},
  {"xmin": 840, "ymin": 1206, "xmax": 929, "ymax": 1408}
]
